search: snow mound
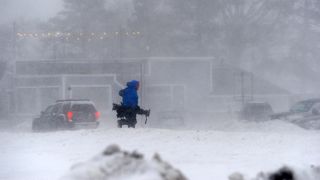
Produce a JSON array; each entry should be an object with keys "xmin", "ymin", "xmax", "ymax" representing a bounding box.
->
[
  {"xmin": 229, "ymin": 165, "xmax": 320, "ymax": 180},
  {"xmin": 61, "ymin": 144, "xmax": 187, "ymax": 180}
]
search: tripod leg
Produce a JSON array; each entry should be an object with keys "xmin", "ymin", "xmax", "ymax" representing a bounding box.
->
[{"xmin": 117, "ymin": 120, "xmax": 122, "ymax": 128}]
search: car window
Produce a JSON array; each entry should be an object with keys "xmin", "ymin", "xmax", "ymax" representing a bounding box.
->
[
  {"xmin": 312, "ymin": 103, "xmax": 320, "ymax": 109},
  {"xmin": 290, "ymin": 101, "xmax": 314, "ymax": 113},
  {"xmin": 312, "ymin": 103, "xmax": 320, "ymax": 114},
  {"xmin": 62, "ymin": 103, "xmax": 70, "ymax": 114},
  {"xmin": 52, "ymin": 103, "xmax": 62, "ymax": 114},
  {"xmin": 44, "ymin": 105, "xmax": 54, "ymax": 113},
  {"xmin": 57, "ymin": 103, "xmax": 65, "ymax": 114},
  {"xmin": 71, "ymin": 103, "xmax": 96, "ymax": 113},
  {"xmin": 242, "ymin": 103, "xmax": 272, "ymax": 113}
]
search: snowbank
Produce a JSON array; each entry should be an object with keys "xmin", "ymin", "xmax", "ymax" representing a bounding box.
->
[
  {"xmin": 0, "ymin": 117, "xmax": 319, "ymax": 180},
  {"xmin": 61, "ymin": 144, "xmax": 187, "ymax": 180},
  {"xmin": 229, "ymin": 165, "xmax": 320, "ymax": 180}
]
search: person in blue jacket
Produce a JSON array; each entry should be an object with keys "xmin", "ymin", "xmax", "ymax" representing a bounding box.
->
[
  {"xmin": 115, "ymin": 80, "xmax": 150, "ymax": 128},
  {"xmin": 119, "ymin": 80, "xmax": 139, "ymax": 108}
]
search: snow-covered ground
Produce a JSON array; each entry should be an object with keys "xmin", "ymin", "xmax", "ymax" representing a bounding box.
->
[{"xmin": 0, "ymin": 116, "xmax": 319, "ymax": 180}]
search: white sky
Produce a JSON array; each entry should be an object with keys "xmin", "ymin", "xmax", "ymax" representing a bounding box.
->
[{"xmin": 0, "ymin": 0, "xmax": 63, "ymax": 24}]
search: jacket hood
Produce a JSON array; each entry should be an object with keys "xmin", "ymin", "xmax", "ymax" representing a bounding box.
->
[{"xmin": 126, "ymin": 80, "xmax": 139, "ymax": 89}]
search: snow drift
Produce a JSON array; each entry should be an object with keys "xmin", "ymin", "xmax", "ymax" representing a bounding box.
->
[
  {"xmin": 1, "ymin": 117, "xmax": 320, "ymax": 180},
  {"xmin": 61, "ymin": 144, "xmax": 187, "ymax": 180},
  {"xmin": 229, "ymin": 165, "xmax": 320, "ymax": 180}
]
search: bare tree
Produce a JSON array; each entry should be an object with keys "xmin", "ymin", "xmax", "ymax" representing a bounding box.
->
[{"xmin": 43, "ymin": 0, "xmax": 114, "ymax": 59}]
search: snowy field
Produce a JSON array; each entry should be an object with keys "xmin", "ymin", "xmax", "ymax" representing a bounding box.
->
[{"xmin": 0, "ymin": 116, "xmax": 319, "ymax": 180}]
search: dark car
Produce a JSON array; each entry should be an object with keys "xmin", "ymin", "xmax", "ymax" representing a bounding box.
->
[
  {"xmin": 32, "ymin": 99, "xmax": 100, "ymax": 131},
  {"xmin": 239, "ymin": 102, "xmax": 273, "ymax": 121},
  {"xmin": 271, "ymin": 98, "xmax": 320, "ymax": 120},
  {"xmin": 270, "ymin": 98, "xmax": 320, "ymax": 129}
]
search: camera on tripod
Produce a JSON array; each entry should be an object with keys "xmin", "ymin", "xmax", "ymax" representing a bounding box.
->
[{"xmin": 112, "ymin": 103, "xmax": 150, "ymax": 117}]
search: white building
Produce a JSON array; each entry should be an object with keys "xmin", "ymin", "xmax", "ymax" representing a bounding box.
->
[{"xmin": 9, "ymin": 57, "xmax": 289, "ymax": 116}]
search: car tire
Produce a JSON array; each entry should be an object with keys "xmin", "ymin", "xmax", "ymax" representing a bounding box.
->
[
  {"xmin": 93, "ymin": 122, "xmax": 99, "ymax": 129},
  {"xmin": 54, "ymin": 116, "xmax": 66, "ymax": 130}
]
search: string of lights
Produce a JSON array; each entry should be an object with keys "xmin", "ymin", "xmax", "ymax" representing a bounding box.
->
[{"xmin": 16, "ymin": 31, "xmax": 141, "ymax": 41}]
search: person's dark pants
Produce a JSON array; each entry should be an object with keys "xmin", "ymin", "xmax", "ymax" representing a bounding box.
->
[{"xmin": 116, "ymin": 106, "xmax": 148, "ymax": 128}]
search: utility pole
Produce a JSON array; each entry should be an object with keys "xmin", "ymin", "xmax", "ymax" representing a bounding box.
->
[
  {"xmin": 12, "ymin": 22, "xmax": 17, "ymax": 61},
  {"xmin": 10, "ymin": 22, "xmax": 17, "ymax": 114},
  {"xmin": 250, "ymin": 72, "xmax": 254, "ymax": 102},
  {"xmin": 53, "ymin": 40, "xmax": 57, "ymax": 60},
  {"xmin": 240, "ymin": 71, "xmax": 245, "ymax": 106},
  {"xmin": 234, "ymin": 71, "xmax": 254, "ymax": 106},
  {"xmin": 118, "ymin": 26, "xmax": 124, "ymax": 59},
  {"xmin": 300, "ymin": 0, "xmax": 309, "ymax": 94}
]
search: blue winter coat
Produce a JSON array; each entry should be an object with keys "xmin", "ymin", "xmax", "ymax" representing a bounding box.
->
[{"xmin": 119, "ymin": 80, "xmax": 139, "ymax": 108}]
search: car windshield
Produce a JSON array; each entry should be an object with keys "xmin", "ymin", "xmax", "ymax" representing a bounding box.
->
[{"xmin": 290, "ymin": 101, "xmax": 315, "ymax": 113}]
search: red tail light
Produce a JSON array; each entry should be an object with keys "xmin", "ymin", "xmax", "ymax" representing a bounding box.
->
[
  {"xmin": 67, "ymin": 111, "xmax": 73, "ymax": 122},
  {"xmin": 95, "ymin": 111, "xmax": 100, "ymax": 120}
]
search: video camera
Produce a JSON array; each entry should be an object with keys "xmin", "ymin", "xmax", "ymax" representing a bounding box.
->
[
  {"xmin": 112, "ymin": 103, "xmax": 150, "ymax": 117},
  {"xmin": 112, "ymin": 103, "xmax": 121, "ymax": 111},
  {"xmin": 112, "ymin": 103, "xmax": 126, "ymax": 118}
]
